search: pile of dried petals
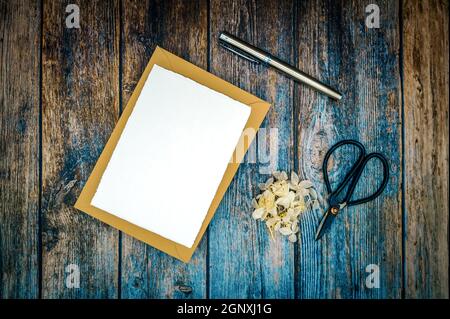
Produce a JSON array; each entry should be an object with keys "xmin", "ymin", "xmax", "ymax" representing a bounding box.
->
[{"xmin": 251, "ymin": 171, "xmax": 319, "ymax": 243}]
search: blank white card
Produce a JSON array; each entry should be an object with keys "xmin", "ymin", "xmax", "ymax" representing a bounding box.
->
[{"xmin": 91, "ymin": 65, "xmax": 251, "ymax": 248}]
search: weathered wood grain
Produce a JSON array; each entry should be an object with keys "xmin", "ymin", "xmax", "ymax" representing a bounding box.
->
[
  {"xmin": 41, "ymin": 0, "xmax": 120, "ymax": 298},
  {"xmin": 208, "ymin": 0, "xmax": 296, "ymax": 298},
  {"xmin": 0, "ymin": 0, "xmax": 447, "ymax": 299},
  {"xmin": 120, "ymin": 0, "xmax": 208, "ymax": 299},
  {"xmin": 295, "ymin": 0, "xmax": 402, "ymax": 298},
  {"xmin": 403, "ymin": 0, "xmax": 449, "ymax": 299},
  {"xmin": 0, "ymin": 0, "xmax": 40, "ymax": 298}
]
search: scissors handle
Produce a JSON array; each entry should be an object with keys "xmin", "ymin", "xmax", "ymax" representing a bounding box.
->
[
  {"xmin": 323, "ymin": 140, "xmax": 389, "ymax": 207},
  {"xmin": 345, "ymin": 152, "xmax": 389, "ymax": 206},
  {"xmin": 322, "ymin": 140, "xmax": 366, "ymax": 200}
]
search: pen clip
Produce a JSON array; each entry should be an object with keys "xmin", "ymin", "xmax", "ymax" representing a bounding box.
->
[{"xmin": 219, "ymin": 42, "xmax": 260, "ymax": 64}]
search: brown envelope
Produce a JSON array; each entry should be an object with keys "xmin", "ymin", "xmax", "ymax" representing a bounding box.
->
[{"xmin": 75, "ymin": 47, "xmax": 271, "ymax": 262}]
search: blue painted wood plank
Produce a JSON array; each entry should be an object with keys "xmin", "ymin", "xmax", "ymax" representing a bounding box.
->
[
  {"xmin": 0, "ymin": 0, "xmax": 41, "ymax": 299},
  {"xmin": 294, "ymin": 0, "xmax": 402, "ymax": 298},
  {"xmin": 120, "ymin": 0, "xmax": 208, "ymax": 299},
  {"xmin": 41, "ymin": 0, "xmax": 120, "ymax": 298},
  {"xmin": 208, "ymin": 0, "xmax": 296, "ymax": 298}
]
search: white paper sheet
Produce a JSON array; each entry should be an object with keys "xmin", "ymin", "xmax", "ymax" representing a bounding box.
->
[{"xmin": 91, "ymin": 64, "xmax": 251, "ymax": 248}]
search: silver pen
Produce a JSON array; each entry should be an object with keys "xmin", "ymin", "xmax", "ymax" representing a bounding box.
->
[{"xmin": 219, "ymin": 32, "xmax": 342, "ymax": 100}]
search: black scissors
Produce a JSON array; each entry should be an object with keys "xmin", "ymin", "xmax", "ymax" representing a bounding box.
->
[{"xmin": 315, "ymin": 140, "xmax": 390, "ymax": 240}]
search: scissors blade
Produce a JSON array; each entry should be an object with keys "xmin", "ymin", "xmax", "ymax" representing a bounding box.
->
[{"xmin": 315, "ymin": 209, "xmax": 336, "ymax": 240}]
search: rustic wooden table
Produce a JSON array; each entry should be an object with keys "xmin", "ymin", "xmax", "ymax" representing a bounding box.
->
[{"xmin": 0, "ymin": 0, "xmax": 448, "ymax": 299}]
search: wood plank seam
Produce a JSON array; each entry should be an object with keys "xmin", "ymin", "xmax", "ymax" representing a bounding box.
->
[
  {"xmin": 399, "ymin": 0, "xmax": 406, "ymax": 299},
  {"xmin": 38, "ymin": 0, "xmax": 44, "ymax": 300},
  {"xmin": 292, "ymin": 0, "xmax": 299, "ymax": 299}
]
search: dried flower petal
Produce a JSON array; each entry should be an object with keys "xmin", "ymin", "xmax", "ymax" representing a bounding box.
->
[
  {"xmin": 291, "ymin": 222, "xmax": 299, "ymax": 233},
  {"xmin": 299, "ymin": 180, "xmax": 313, "ymax": 189},
  {"xmin": 279, "ymin": 227, "xmax": 293, "ymax": 236},
  {"xmin": 291, "ymin": 171, "xmax": 299, "ymax": 185},
  {"xmin": 271, "ymin": 180, "xmax": 289, "ymax": 197},
  {"xmin": 252, "ymin": 207, "xmax": 265, "ymax": 220},
  {"xmin": 289, "ymin": 182, "xmax": 300, "ymax": 191},
  {"xmin": 275, "ymin": 191, "xmax": 295, "ymax": 208},
  {"xmin": 309, "ymin": 188, "xmax": 318, "ymax": 200},
  {"xmin": 274, "ymin": 222, "xmax": 281, "ymax": 231},
  {"xmin": 272, "ymin": 171, "xmax": 281, "ymax": 180}
]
